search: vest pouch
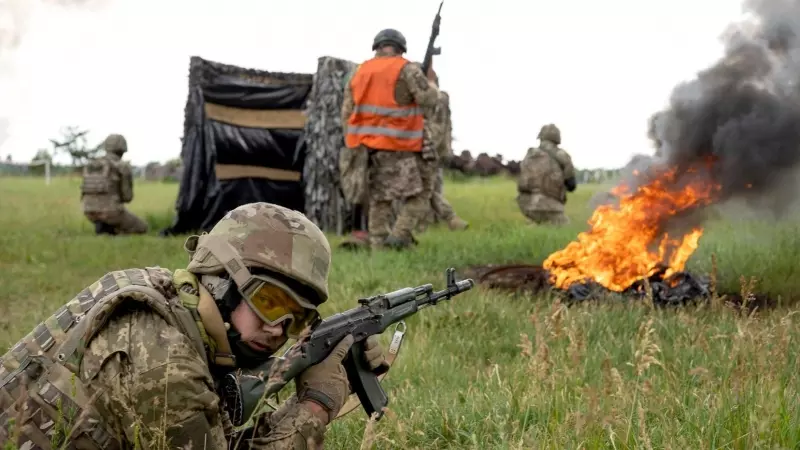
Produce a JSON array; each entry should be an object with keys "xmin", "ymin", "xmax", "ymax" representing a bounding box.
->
[
  {"xmin": 0, "ymin": 362, "xmax": 53, "ymax": 449},
  {"xmin": 81, "ymin": 163, "xmax": 112, "ymax": 195},
  {"xmin": 526, "ymin": 151, "xmax": 561, "ymax": 199},
  {"xmin": 25, "ymin": 360, "xmax": 119, "ymax": 449}
]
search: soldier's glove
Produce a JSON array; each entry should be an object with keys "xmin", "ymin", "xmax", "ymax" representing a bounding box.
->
[
  {"xmin": 421, "ymin": 146, "xmax": 438, "ymax": 162},
  {"xmin": 296, "ymin": 334, "xmax": 354, "ymax": 422},
  {"xmin": 564, "ymin": 176, "xmax": 577, "ymax": 192},
  {"xmin": 364, "ymin": 335, "xmax": 390, "ymax": 373}
]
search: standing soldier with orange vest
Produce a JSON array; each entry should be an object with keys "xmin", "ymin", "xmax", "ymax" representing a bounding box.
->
[{"xmin": 341, "ymin": 28, "xmax": 441, "ymax": 250}]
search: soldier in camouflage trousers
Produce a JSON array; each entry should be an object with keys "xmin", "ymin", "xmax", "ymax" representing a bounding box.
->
[
  {"xmin": 341, "ymin": 29, "xmax": 441, "ymax": 250},
  {"xmin": 517, "ymin": 124, "xmax": 577, "ymax": 226},
  {"xmin": 80, "ymin": 133, "xmax": 148, "ymax": 235},
  {"xmin": 416, "ymin": 82, "xmax": 468, "ymax": 232},
  {"xmin": 0, "ymin": 202, "xmax": 387, "ymax": 449}
]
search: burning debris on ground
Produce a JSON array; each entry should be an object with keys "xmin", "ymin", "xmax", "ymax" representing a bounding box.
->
[
  {"xmin": 560, "ymin": 267, "xmax": 711, "ymax": 306},
  {"xmin": 462, "ymin": 155, "xmax": 776, "ymax": 310},
  {"xmin": 463, "ymin": 0, "xmax": 800, "ymax": 312},
  {"xmin": 463, "ymin": 262, "xmax": 775, "ymax": 311},
  {"xmin": 463, "ymin": 263, "xmax": 709, "ymax": 306}
]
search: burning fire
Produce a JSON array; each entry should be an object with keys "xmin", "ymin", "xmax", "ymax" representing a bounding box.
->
[{"xmin": 543, "ymin": 165, "xmax": 721, "ymax": 292}]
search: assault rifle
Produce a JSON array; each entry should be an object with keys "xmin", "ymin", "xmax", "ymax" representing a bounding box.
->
[
  {"xmin": 420, "ymin": 1, "xmax": 443, "ymax": 76},
  {"xmin": 226, "ymin": 268, "xmax": 474, "ymax": 426}
]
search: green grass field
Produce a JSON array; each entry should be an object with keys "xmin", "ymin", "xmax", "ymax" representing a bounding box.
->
[{"xmin": 2, "ymin": 174, "xmax": 800, "ymax": 449}]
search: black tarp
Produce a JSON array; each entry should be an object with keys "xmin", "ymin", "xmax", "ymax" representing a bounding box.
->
[{"xmin": 161, "ymin": 57, "xmax": 313, "ymax": 236}]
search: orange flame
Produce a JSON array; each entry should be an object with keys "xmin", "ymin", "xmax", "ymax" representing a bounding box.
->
[{"xmin": 543, "ymin": 165, "xmax": 720, "ymax": 292}]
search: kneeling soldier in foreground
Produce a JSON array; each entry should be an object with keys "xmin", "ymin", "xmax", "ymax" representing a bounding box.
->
[{"xmin": 0, "ymin": 202, "xmax": 387, "ymax": 449}]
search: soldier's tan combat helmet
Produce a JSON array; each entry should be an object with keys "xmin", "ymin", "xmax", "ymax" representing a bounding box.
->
[
  {"xmin": 184, "ymin": 202, "xmax": 332, "ymax": 307},
  {"xmin": 537, "ymin": 124, "xmax": 561, "ymax": 145},
  {"xmin": 103, "ymin": 133, "xmax": 127, "ymax": 155}
]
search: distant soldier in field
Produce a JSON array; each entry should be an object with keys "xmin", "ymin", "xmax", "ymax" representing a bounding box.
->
[
  {"xmin": 80, "ymin": 133, "xmax": 148, "ymax": 235},
  {"xmin": 341, "ymin": 28, "xmax": 441, "ymax": 250},
  {"xmin": 417, "ymin": 72, "xmax": 468, "ymax": 232},
  {"xmin": 517, "ymin": 124, "xmax": 577, "ymax": 226},
  {"xmin": 0, "ymin": 202, "xmax": 388, "ymax": 449}
]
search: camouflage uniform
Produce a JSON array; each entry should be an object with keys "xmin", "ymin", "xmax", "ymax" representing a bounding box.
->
[
  {"xmin": 80, "ymin": 134, "xmax": 148, "ymax": 235},
  {"xmin": 0, "ymin": 203, "xmax": 377, "ymax": 449},
  {"xmin": 341, "ymin": 48, "xmax": 440, "ymax": 249},
  {"xmin": 517, "ymin": 124, "xmax": 577, "ymax": 226},
  {"xmin": 417, "ymin": 89, "xmax": 468, "ymax": 232}
]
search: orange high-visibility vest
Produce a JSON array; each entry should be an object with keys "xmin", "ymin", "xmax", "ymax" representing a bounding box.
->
[{"xmin": 345, "ymin": 56, "xmax": 424, "ymax": 152}]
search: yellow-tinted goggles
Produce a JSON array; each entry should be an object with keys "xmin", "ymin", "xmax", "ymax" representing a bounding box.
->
[{"xmin": 244, "ymin": 276, "xmax": 318, "ymax": 337}]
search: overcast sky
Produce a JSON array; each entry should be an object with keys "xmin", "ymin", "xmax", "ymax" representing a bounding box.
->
[{"xmin": 0, "ymin": 0, "xmax": 745, "ymax": 168}]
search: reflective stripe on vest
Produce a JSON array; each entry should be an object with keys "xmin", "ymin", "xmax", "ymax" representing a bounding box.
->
[
  {"xmin": 345, "ymin": 56, "xmax": 424, "ymax": 152},
  {"xmin": 352, "ymin": 104, "xmax": 423, "ymax": 117},
  {"xmin": 347, "ymin": 125, "xmax": 423, "ymax": 139}
]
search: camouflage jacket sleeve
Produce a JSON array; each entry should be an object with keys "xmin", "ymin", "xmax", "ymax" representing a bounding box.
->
[
  {"xmin": 421, "ymin": 107, "xmax": 441, "ymax": 161},
  {"xmin": 422, "ymin": 90, "xmax": 453, "ymax": 160},
  {"xmin": 117, "ymin": 161, "xmax": 134, "ymax": 203},
  {"xmin": 554, "ymin": 148, "xmax": 576, "ymax": 180},
  {"xmin": 399, "ymin": 62, "xmax": 439, "ymax": 109},
  {"xmin": 237, "ymin": 395, "xmax": 327, "ymax": 449},
  {"xmin": 83, "ymin": 308, "xmax": 231, "ymax": 450},
  {"xmin": 340, "ymin": 76, "xmax": 355, "ymax": 129},
  {"xmin": 438, "ymin": 92, "xmax": 453, "ymax": 159},
  {"xmin": 444, "ymin": 100, "xmax": 453, "ymax": 158},
  {"xmin": 517, "ymin": 148, "xmax": 537, "ymax": 193}
]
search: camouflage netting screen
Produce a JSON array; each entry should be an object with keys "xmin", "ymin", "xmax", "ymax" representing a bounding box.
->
[
  {"xmin": 161, "ymin": 56, "xmax": 313, "ymax": 236},
  {"xmin": 302, "ymin": 56, "xmax": 366, "ymax": 234}
]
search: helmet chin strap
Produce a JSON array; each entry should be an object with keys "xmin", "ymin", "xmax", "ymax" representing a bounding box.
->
[
  {"xmin": 200, "ymin": 274, "xmax": 275, "ymax": 370},
  {"xmin": 227, "ymin": 328, "xmax": 274, "ymax": 370}
]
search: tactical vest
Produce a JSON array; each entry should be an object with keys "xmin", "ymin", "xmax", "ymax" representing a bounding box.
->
[
  {"xmin": 80, "ymin": 156, "xmax": 120, "ymax": 200},
  {"xmin": 345, "ymin": 56, "xmax": 425, "ymax": 152},
  {"xmin": 520, "ymin": 145, "xmax": 567, "ymax": 202},
  {"xmin": 0, "ymin": 267, "xmax": 219, "ymax": 449}
]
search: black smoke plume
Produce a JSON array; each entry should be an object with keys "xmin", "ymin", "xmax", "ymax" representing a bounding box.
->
[{"xmin": 640, "ymin": 0, "xmax": 800, "ymax": 219}]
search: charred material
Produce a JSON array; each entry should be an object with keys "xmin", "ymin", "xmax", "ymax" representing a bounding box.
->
[
  {"xmin": 563, "ymin": 269, "xmax": 710, "ymax": 306},
  {"xmin": 465, "ymin": 263, "xmax": 773, "ymax": 310}
]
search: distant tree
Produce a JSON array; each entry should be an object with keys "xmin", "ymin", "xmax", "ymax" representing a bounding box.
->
[
  {"xmin": 49, "ymin": 126, "xmax": 102, "ymax": 166},
  {"xmin": 31, "ymin": 149, "xmax": 52, "ymax": 162},
  {"xmin": 165, "ymin": 157, "xmax": 181, "ymax": 169},
  {"xmin": 29, "ymin": 149, "xmax": 53, "ymax": 175},
  {"xmin": 5, "ymin": 154, "xmax": 10, "ymax": 162}
]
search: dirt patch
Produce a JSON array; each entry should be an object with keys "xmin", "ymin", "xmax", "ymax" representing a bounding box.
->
[{"xmin": 462, "ymin": 263, "xmax": 552, "ymax": 294}]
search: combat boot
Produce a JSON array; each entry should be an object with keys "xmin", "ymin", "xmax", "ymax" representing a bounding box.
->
[
  {"xmin": 382, "ymin": 235, "xmax": 416, "ymax": 250},
  {"xmin": 447, "ymin": 216, "xmax": 469, "ymax": 231},
  {"xmin": 94, "ymin": 221, "xmax": 117, "ymax": 236}
]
